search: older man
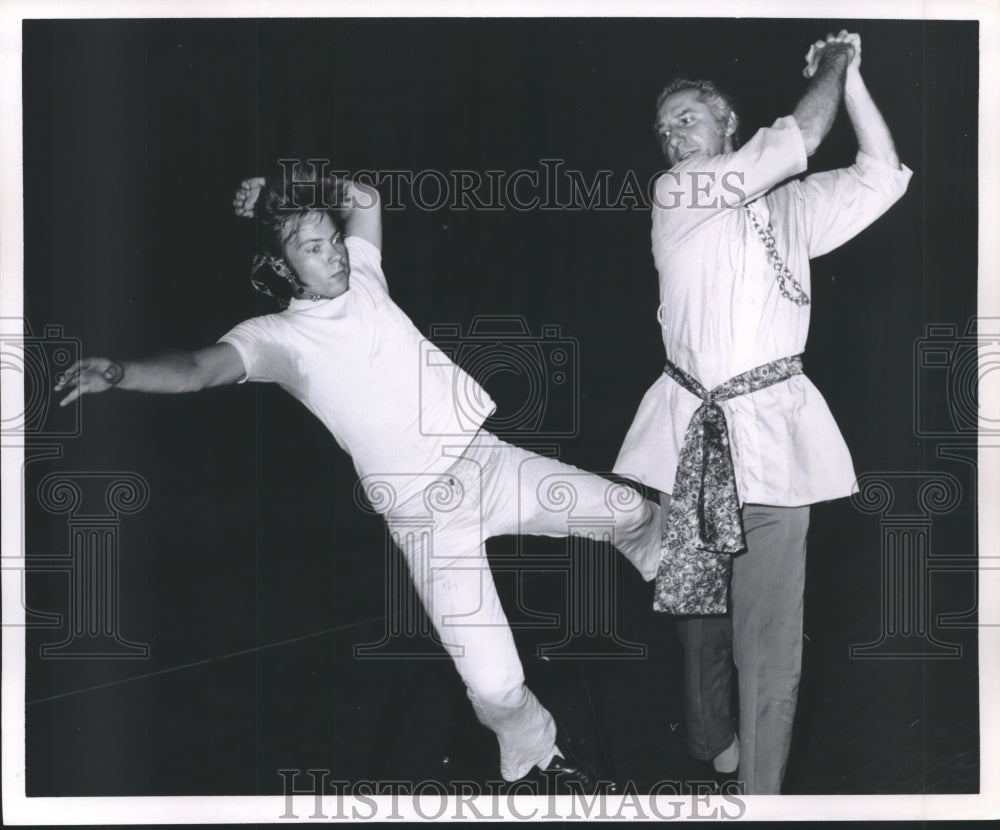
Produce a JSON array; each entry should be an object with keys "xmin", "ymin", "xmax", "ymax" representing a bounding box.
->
[{"xmin": 615, "ymin": 32, "xmax": 911, "ymax": 792}]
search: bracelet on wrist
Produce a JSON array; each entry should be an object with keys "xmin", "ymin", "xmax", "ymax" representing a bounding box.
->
[{"xmin": 103, "ymin": 362, "xmax": 125, "ymax": 386}]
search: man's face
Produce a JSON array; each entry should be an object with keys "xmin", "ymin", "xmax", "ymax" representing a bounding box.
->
[
  {"xmin": 282, "ymin": 212, "xmax": 350, "ymax": 300},
  {"xmin": 655, "ymin": 89, "xmax": 733, "ymax": 167}
]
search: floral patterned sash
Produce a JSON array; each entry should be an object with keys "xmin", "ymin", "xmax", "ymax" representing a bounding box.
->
[{"xmin": 654, "ymin": 355, "xmax": 804, "ymax": 615}]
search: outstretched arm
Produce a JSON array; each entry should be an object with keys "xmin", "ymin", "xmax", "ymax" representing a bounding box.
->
[
  {"xmin": 54, "ymin": 342, "xmax": 244, "ymax": 406},
  {"xmin": 793, "ymin": 34, "xmax": 855, "ymax": 156}
]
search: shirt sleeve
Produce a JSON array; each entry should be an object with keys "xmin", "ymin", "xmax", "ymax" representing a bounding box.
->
[
  {"xmin": 799, "ymin": 152, "xmax": 913, "ymax": 258},
  {"xmin": 217, "ymin": 316, "xmax": 278, "ymax": 384},
  {"xmin": 653, "ymin": 116, "xmax": 808, "ymax": 243},
  {"xmin": 346, "ymin": 235, "xmax": 388, "ymax": 293}
]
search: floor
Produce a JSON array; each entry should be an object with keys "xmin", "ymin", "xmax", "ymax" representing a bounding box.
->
[{"xmin": 24, "ymin": 489, "xmax": 980, "ymax": 798}]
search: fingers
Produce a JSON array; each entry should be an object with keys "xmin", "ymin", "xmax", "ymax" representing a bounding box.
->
[
  {"xmin": 805, "ymin": 32, "xmax": 857, "ymax": 71},
  {"xmin": 803, "ymin": 29, "xmax": 860, "ymax": 78},
  {"xmin": 55, "ymin": 365, "xmax": 85, "ymax": 407},
  {"xmin": 54, "ymin": 357, "xmax": 99, "ymax": 392},
  {"xmin": 820, "ymin": 29, "xmax": 861, "ymax": 51},
  {"xmin": 233, "ymin": 187, "xmax": 251, "ymax": 215},
  {"xmin": 802, "ymin": 40, "xmax": 824, "ymax": 78},
  {"xmin": 53, "ymin": 359, "xmax": 83, "ymax": 391},
  {"xmin": 803, "ymin": 44, "xmax": 817, "ymax": 78},
  {"xmin": 844, "ymin": 32, "xmax": 862, "ymax": 64},
  {"xmin": 233, "ymin": 177, "xmax": 265, "ymax": 218},
  {"xmin": 59, "ymin": 386, "xmax": 83, "ymax": 407},
  {"xmin": 812, "ymin": 30, "xmax": 855, "ymax": 49},
  {"xmin": 830, "ymin": 29, "xmax": 860, "ymax": 58},
  {"xmin": 54, "ymin": 357, "xmax": 110, "ymax": 405}
]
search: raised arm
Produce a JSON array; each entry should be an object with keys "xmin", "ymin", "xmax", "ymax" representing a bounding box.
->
[
  {"xmin": 54, "ymin": 342, "xmax": 244, "ymax": 406},
  {"xmin": 233, "ymin": 173, "xmax": 382, "ymax": 250},
  {"xmin": 841, "ymin": 36, "xmax": 901, "ymax": 169},
  {"xmin": 342, "ymin": 179, "xmax": 382, "ymax": 251},
  {"xmin": 793, "ymin": 35, "xmax": 855, "ymax": 156}
]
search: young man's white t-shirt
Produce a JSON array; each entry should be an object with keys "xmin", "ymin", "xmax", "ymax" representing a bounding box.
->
[{"xmin": 220, "ymin": 236, "xmax": 496, "ymax": 509}]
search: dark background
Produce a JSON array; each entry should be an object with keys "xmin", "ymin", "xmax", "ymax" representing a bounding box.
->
[{"xmin": 20, "ymin": 18, "xmax": 979, "ymax": 797}]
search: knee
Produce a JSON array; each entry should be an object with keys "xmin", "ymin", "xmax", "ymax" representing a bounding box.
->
[
  {"xmin": 613, "ymin": 492, "xmax": 658, "ymax": 548},
  {"xmin": 639, "ymin": 498, "xmax": 659, "ymax": 535},
  {"xmin": 623, "ymin": 489, "xmax": 656, "ymax": 530},
  {"xmin": 465, "ymin": 667, "xmax": 527, "ymax": 711}
]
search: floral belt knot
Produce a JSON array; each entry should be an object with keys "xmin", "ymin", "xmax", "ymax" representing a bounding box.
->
[{"xmin": 655, "ymin": 355, "xmax": 804, "ymax": 615}]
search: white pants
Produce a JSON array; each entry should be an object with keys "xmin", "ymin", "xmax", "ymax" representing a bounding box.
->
[{"xmin": 383, "ymin": 432, "xmax": 661, "ymax": 780}]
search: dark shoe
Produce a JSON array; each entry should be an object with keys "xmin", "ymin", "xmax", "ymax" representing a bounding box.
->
[
  {"xmin": 542, "ymin": 752, "xmax": 596, "ymax": 791},
  {"xmin": 538, "ymin": 739, "xmax": 615, "ymax": 795}
]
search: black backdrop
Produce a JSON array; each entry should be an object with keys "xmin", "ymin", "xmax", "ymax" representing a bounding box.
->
[{"xmin": 20, "ymin": 17, "xmax": 979, "ymax": 797}]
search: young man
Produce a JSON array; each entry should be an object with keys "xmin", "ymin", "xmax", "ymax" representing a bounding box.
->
[
  {"xmin": 613, "ymin": 32, "xmax": 911, "ymax": 793},
  {"xmin": 56, "ymin": 165, "xmax": 663, "ymax": 789}
]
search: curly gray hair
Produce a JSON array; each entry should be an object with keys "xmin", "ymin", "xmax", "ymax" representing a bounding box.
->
[{"xmin": 654, "ymin": 78, "xmax": 742, "ymax": 153}]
